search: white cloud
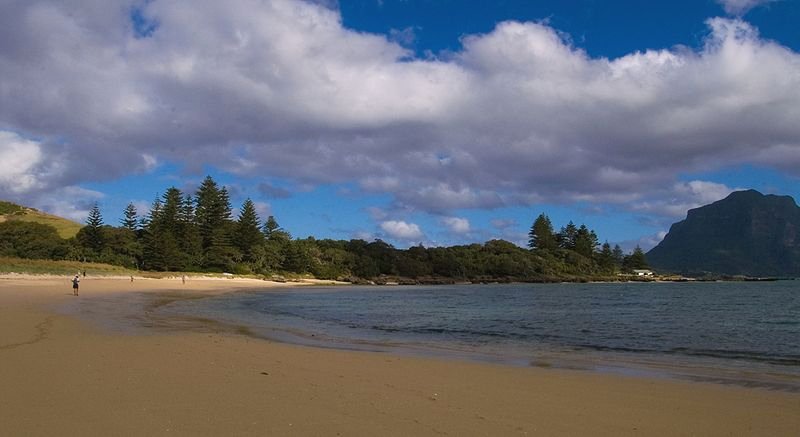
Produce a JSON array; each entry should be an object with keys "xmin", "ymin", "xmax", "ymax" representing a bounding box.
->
[
  {"xmin": 252, "ymin": 201, "xmax": 272, "ymax": 220},
  {"xmin": 490, "ymin": 218, "xmax": 517, "ymax": 230},
  {"xmin": 631, "ymin": 180, "xmax": 740, "ymax": 218},
  {"xmin": 0, "ymin": 131, "xmax": 44, "ymax": 194},
  {"xmin": 716, "ymin": 0, "xmax": 776, "ymax": 16},
  {"xmin": 441, "ymin": 216, "xmax": 471, "ymax": 234},
  {"xmin": 618, "ymin": 231, "xmax": 669, "ymax": 253},
  {"xmin": 131, "ymin": 200, "xmax": 152, "ymax": 218},
  {"xmin": 380, "ymin": 220, "xmax": 424, "ymax": 241},
  {"xmin": 37, "ymin": 186, "xmax": 105, "ymax": 223},
  {"xmin": 352, "ymin": 230, "xmax": 374, "ymax": 241},
  {"xmin": 389, "ymin": 26, "xmax": 417, "ymax": 47},
  {"xmin": 0, "ymin": 1, "xmax": 798, "ymax": 222},
  {"xmin": 365, "ymin": 206, "xmax": 389, "ymax": 221}
]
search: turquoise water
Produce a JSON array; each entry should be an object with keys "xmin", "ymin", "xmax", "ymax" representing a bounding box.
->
[{"xmin": 150, "ymin": 282, "xmax": 800, "ymax": 388}]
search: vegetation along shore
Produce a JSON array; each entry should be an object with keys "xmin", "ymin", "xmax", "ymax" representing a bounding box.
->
[{"xmin": 1, "ymin": 177, "xmax": 654, "ymax": 282}]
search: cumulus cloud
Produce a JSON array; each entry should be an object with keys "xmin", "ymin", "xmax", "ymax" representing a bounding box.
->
[
  {"xmin": 0, "ymin": 131, "xmax": 45, "ymax": 194},
  {"xmin": 352, "ymin": 230, "xmax": 375, "ymax": 241},
  {"xmin": 365, "ymin": 206, "xmax": 389, "ymax": 221},
  {"xmin": 1, "ymin": 1, "xmax": 799, "ymax": 222},
  {"xmin": 36, "ymin": 186, "xmax": 105, "ymax": 223},
  {"xmin": 441, "ymin": 216, "xmax": 471, "ymax": 234},
  {"xmin": 389, "ymin": 26, "xmax": 417, "ymax": 47},
  {"xmin": 618, "ymin": 230, "xmax": 669, "ymax": 252},
  {"xmin": 716, "ymin": 0, "xmax": 776, "ymax": 16},
  {"xmin": 490, "ymin": 219, "xmax": 518, "ymax": 230},
  {"xmin": 380, "ymin": 220, "xmax": 424, "ymax": 241},
  {"xmin": 630, "ymin": 180, "xmax": 741, "ymax": 218},
  {"xmin": 252, "ymin": 201, "xmax": 272, "ymax": 220}
]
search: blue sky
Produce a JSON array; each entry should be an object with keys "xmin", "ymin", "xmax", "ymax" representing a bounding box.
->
[
  {"xmin": 1, "ymin": 0, "xmax": 799, "ymax": 251},
  {"xmin": 341, "ymin": 0, "xmax": 800, "ymax": 57}
]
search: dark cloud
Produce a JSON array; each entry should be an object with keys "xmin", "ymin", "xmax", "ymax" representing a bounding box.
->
[{"xmin": 257, "ymin": 182, "xmax": 292, "ymax": 199}]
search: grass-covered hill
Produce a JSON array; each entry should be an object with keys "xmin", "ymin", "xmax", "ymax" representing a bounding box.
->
[{"xmin": 0, "ymin": 200, "xmax": 82, "ymax": 239}]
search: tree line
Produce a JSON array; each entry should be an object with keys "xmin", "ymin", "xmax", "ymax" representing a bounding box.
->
[
  {"xmin": 527, "ymin": 213, "xmax": 648, "ymax": 274},
  {"xmin": 1, "ymin": 176, "xmax": 649, "ymax": 282}
]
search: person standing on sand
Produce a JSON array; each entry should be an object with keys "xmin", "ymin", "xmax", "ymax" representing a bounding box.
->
[{"xmin": 72, "ymin": 274, "xmax": 80, "ymax": 296}]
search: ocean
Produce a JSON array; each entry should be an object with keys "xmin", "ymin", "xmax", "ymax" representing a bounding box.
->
[{"xmin": 94, "ymin": 281, "xmax": 800, "ymax": 390}]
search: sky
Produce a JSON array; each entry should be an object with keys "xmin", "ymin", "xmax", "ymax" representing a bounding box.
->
[{"xmin": 1, "ymin": 0, "xmax": 799, "ymax": 251}]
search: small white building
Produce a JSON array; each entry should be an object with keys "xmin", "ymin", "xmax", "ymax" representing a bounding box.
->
[{"xmin": 633, "ymin": 269, "xmax": 654, "ymax": 277}]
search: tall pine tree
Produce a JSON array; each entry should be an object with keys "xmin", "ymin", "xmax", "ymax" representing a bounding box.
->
[
  {"xmin": 263, "ymin": 215, "xmax": 290, "ymax": 241},
  {"xmin": 118, "ymin": 202, "xmax": 142, "ymax": 268},
  {"xmin": 612, "ymin": 244, "xmax": 625, "ymax": 268},
  {"xmin": 195, "ymin": 176, "xmax": 237, "ymax": 271},
  {"xmin": 623, "ymin": 246, "xmax": 650, "ymax": 271},
  {"xmin": 597, "ymin": 241, "xmax": 616, "ymax": 272},
  {"xmin": 80, "ymin": 202, "xmax": 105, "ymax": 254},
  {"xmin": 142, "ymin": 190, "xmax": 184, "ymax": 271},
  {"xmin": 262, "ymin": 215, "xmax": 290, "ymax": 273},
  {"xmin": 528, "ymin": 213, "xmax": 557, "ymax": 251},
  {"xmin": 573, "ymin": 224, "xmax": 599, "ymax": 257},
  {"xmin": 234, "ymin": 198, "xmax": 264, "ymax": 266},
  {"xmin": 557, "ymin": 221, "xmax": 578, "ymax": 250},
  {"xmin": 178, "ymin": 194, "xmax": 202, "ymax": 269},
  {"xmin": 121, "ymin": 203, "xmax": 139, "ymax": 231}
]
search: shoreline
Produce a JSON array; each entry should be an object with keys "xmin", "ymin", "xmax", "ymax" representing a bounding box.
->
[
  {"xmin": 131, "ymin": 284, "xmax": 800, "ymax": 393},
  {"xmin": 1, "ymin": 276, "xmax": 799, "ymax": 435}
]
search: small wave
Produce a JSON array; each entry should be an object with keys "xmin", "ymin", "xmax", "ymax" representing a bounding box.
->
[
  {"xmin": 759, "ymin": 320, "xmax": 800, "ymax": 326},
  {"xmin": 573, "ymin": 344, "xmax": 800, "ymax": 367},
  {"xmin": 669, "ymin": 348, "xmax": 800, "ymax": 366},
  {"xmin": 368, "ymin": 324, "xmax": 529, "ymax": 340}
]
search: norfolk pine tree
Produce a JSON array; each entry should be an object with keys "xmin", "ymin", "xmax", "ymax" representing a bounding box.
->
[
  {"xmin": 573, "ymin": 224, "xmax": 599, "ymax": 258},
  {"xmin": 557, "ymin": 221, "xmax": 578, "ymax": 250},
  {"xmin": 118, "ymin": 202, "xmax": 142, "ymax": 268},
  {"xmin": 195, "ymin": 176, "xmax": 238, "ymax": 271},
  {"xmin": 142, "ymin": 189, "xmax": 184, "ymax": 270},
  {"xmin": 78, "ymin": 202, "xmax": 105, "ymax": 255},
  {"xmin": 121, "ymin": 203, "xmax": 139, "ymax": 232},
  {"xmin": 624, "ymin": 246, "xmax": 649, "ymax": 271},
  {"xmin": 262, "ymin": 215, "xmax": 290, "ymax": 272},
  {"xmin": 234, "ymin": 198, "xmax": 265, "ymax": 266},
  {"xmin": 528, "ymin": 213, "xmax": 557, "ymax": 251}
]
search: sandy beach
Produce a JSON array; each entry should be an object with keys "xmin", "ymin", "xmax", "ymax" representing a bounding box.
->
[{"xmin": 1, "ymin": 276, "xmax": 798, "ymax": 436}]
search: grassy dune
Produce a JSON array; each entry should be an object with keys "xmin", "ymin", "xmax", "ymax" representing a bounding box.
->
[
  {"xmin": 12, "ymin": 213, "xmax": 83, "ymax": 239},
  {"xmin": 0, "ymin": 201, "xmax": 83, "ymax": 239},
  {"xmin": 0, "ymin": 257, "xmax": 275, "ymax": 280},
  {"xmin": 0, "ymin": 257, "xmax": 136, "ymax": 276}
]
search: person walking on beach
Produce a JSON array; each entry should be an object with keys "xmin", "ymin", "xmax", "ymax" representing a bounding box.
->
[{"xmin": 72, "ymin": 274, "xmax": 80, "ymax": 296}]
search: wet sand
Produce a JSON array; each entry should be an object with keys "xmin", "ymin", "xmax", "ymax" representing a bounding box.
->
[{"xmin": 1, "ymin": 276, "xmax": 798, "ymax": 436}]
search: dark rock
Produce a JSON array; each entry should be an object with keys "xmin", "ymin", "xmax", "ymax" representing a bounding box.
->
[{"xmin": 647, "ymin": 190, "xmax": 800, "ymax": 276}]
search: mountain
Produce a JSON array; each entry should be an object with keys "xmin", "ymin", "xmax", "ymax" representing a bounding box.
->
[
  {"xmin": 0, "ymin": 201, "xmax": 82, "ymax": 239},
  {"xmin": 647, "ymin": 190, "xmax": 800, "ymax": 277}
]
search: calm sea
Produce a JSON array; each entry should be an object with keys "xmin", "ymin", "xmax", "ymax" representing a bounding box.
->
[{"xmin": 132, "ymin": 281, "xmax": 800, "ymax": 389}]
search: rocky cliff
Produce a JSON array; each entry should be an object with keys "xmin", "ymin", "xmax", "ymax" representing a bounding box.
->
[{"xmin": 647, "ymin": 190, "xmax": 800, "ymax": 277}]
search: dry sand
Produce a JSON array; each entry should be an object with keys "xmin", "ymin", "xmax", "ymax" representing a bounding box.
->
[{"xmin": 1, "ymin": 276, "xmax": 798, "ymax": 436}]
